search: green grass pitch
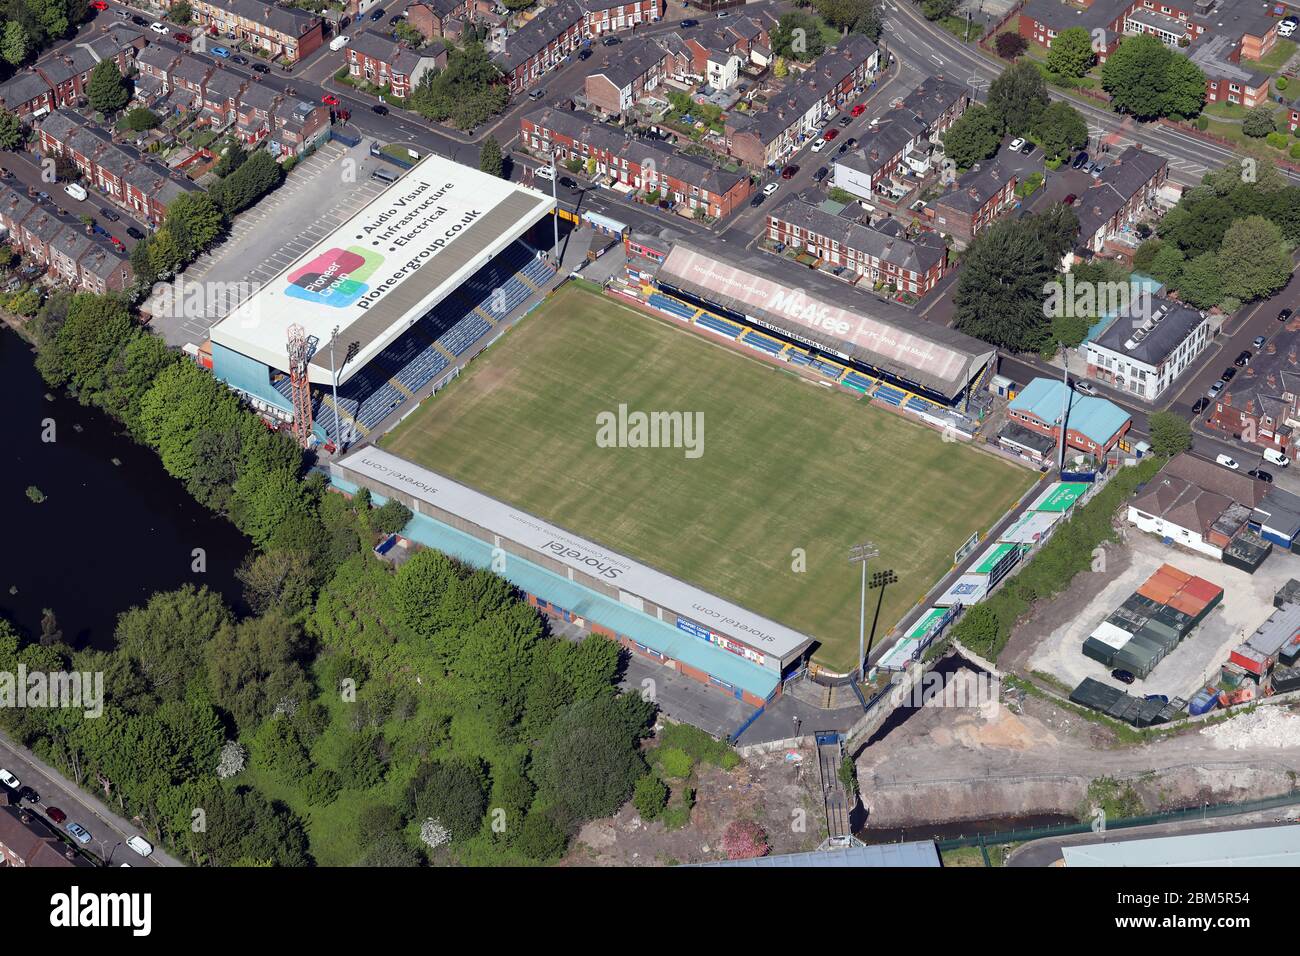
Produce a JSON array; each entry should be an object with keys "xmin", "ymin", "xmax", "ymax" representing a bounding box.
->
[{"xmin": 380, "ymin": 285, "xmax": 1035, "ymax": 671}]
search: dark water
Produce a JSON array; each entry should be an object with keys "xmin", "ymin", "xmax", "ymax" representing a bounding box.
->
[
  {"xmin": 858, "ymin": 813, "xmax": 1078, "ymax": 845},
  {"xmin": 0, "ymin": 326, "xmax": 251, "ymax": 650}
]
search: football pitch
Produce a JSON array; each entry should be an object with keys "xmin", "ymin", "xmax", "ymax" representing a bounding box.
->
[{"xmin": 380, "ymin": 285, "xmax": 1035, "ymax": 671}]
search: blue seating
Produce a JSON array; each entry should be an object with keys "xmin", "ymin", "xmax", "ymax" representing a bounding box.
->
[
  {"xmin": 842, "ymin": 371, "xmax": 874, "ymax": 393},
  {"xmin": 811, "ymin": 360, "xmax": 842, "ymax": 379},
  {"xmin": 648, "ymin": 293, "xmax": 698, "ymax": 321},
  {"xmin": 906, "ymin": 397, "xmax": 934, "ymax": 414},
  {"xmin": 438, "ymin": 314, "xmax": 492, "ymax": 356},
  {"xmin": 695, "ymin": 312, "xmax": 741, "ymax": 338},
  {"xmin": 742, "ymin": 330, "xmax": 783, "ymax": 355},
  {"xmin": 787, "ymin": 350, "xmax": 812, "ymax": 366},
  {"xmin": 875, "ymin": 385, "xmax": 905, "ymax": 407}
]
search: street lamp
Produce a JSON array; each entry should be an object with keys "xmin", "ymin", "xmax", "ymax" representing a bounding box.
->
[
  {"xmin": 849, "ymin": 541, "xmax": 879, "ymax": 682},
  {"xmin": 329, "ymin": 324, "xmax": 341, "ymax": 451}
]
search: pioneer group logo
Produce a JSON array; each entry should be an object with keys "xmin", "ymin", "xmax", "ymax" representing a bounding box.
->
[{"xmin": 285, "ymin": 246, "xmax": 384, "ymax": 307}]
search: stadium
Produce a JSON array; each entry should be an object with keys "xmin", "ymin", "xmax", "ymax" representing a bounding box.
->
[{"xmin": 207, "ymin": 154, "xmax": 559, "ymax": 444}]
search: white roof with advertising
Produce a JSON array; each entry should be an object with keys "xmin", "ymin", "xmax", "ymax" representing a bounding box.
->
[
  {"xmin": 999, "ymin": 509, "xmax": 1061, "ymax": 545},
  {"xmin": 337, "ymin": 448, "xmax": 816, "ymax": 661},
  {"xmin": 210, "ymin": 154, "xmax": 555, "ymax": 385},
  {"xmin": 933, "ymin": 574, "xmax": 989, "ymax": 608}
]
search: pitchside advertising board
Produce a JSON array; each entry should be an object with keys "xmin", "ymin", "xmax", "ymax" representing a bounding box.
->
[{"xmin": 337, "ymin": 449, "xmax": 812, "ymax": 670}]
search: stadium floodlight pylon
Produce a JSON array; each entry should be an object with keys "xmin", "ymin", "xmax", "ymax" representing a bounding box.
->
[{"xmin": 287, "ymin": 323, "xmax": 314, "ymax": 449}]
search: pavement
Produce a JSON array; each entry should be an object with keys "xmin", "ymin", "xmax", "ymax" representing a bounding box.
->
[{"xmin": 0, "ymin": 729, "xmax": 179, "ymax": 866}]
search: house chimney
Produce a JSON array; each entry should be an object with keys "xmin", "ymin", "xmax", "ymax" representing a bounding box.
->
[
  {"xmin": 1247, "ymin": 399, "xmax": 1256, "ymax": 414},
  {"xmin": 1224, "ymin": 391, "xmax": 1232, "ymax": 406},
  {"xmin": 1268, "ymin": 342, "xmax": 1278, "ymax": 355},
  {"xmin": 1290, "ymin": 348, "xmax": 1297, "ymax": 366},
  {"xmin": 1269, "ymin": 372, "xmax": 1279, "ymax": 389},
  {"xmin": 1246, "ymin": 365, "xmax": 1256, "ymax": 377}
]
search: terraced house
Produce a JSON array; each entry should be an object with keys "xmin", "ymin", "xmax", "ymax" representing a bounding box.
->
[
  {"xmin": 521, "ymin": 106, "xmax": 752, "ymax": 217},
  {"xmin": 0, "ymin": 186, "xmax": 134, "ymax": 293},
  {"xmin": 188, "ymin": 0, "xmax": 325, "ymax": 61},
  {"xmin": 0, "ymin": 25, "xmax": 145, "ymax": 116},
  {"xmin": 582, "ymin": 36, "xmax": 671, "ymax": 114},
  {"xmin": 1069, "ymin": 145, "xmax": 1168, "ymax": 258},
  {"xmin": 765, "ymin": 199, "xmax": 949, "ymax": 297},
  {"xmin": 346, "ymin": 33, "xmax": 446, "ymax": 99}
]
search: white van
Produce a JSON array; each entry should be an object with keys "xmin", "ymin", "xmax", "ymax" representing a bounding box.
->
[
  {"xmin": 63, "ymin": 182, "xmax": 87, "ymax": 201},
  {"xmin": 1264, "ymin": 447, "xmax": 1291, "ymax": 467},
  {"xmin": 1216, "ymin": 454, "xmax": 1239, "ymax": 470},
  {"xmin": 329, "ymin": 34, "xmax": 350, "ymax": 51},
  {"xmin": 126, "ymin": 835, "xmax": 154, "ymax": 857}
]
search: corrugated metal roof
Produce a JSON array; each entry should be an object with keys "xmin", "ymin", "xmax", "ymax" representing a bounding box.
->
[
  {"xmin": 1009, "ymin": 378, "xmax": 1131, "ymax": 448},
  {"xmin": 690, "ymin": 840, "xmax": 940, "ymax": 867},
  {"xmin": 1063, "ymin": 824, "xmax": 1300, "ymax": 867}
]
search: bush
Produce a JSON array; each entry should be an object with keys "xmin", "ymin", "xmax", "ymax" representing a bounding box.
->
[
  {"xmin": 372, "ymin": 499, "xmax": 412, "ymax": 535},
  {"xmin": 657, "ymin": 746, "xmax": 694, "ymax": 780},
  {"xmin": 1268, "ymin": 131, "xmax": 1289, "ymax": 150},
  {"xmin": 721, "ymin": 820, "xmax": 770, "ymax": 860},
  {"xmin": 655, "ymin": 722, "xmax": 739, "ymax": 769},
  {"xmin": 1289, "ymin": 142, "xmax": 1300, "ymax": 160},
  {"xmin": 633, "ymin": 773, "xmax": 669, "ymax": 820},
  {"xmin": 302, "ymin": 767, "xmax": 343, "ymax": 805},
  {"xmin": 1278, "ymin": 75, "xmax": 1290, "ymax": 92},
  {"xmin": 516, "ymin": 810, "xmax": 567, "ymax": 861},
  {"xmin": 1195, "ymin": 115, "xmax": 1209, "ymax": 131},
  {"xmin": 356, "ymin": 803, "xmax": 404, "ymax": 846},
  {"xmin": 995, "ymin": 31, "xmax": 1028, "ymax": 60},
  {"xmin": 338, "ymin": 731, "xmax": 388, "ymax": 789}
]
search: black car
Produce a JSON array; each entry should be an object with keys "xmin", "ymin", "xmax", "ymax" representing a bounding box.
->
[
  {"xmin": 844, "ymin": 138, "xmax": 856, "ymax": 149},
  {"xmin": 371, "ymin": 103, "xmax": 388, "ymax": 114},
  {"xmin": 1019, "ymin": 141, "xmax": 1034, "ymax": 155},
  {"xmin": 578, "ymin": 47, "xmax": 592, "ymax": 59},
  {"xmin": 1111, "ymin": 668, "xmax": 1136, "ymax": 685},
  {"xmin": 18, "ymin": 786, "xmax": 38, "ymax": 803},
  {"xmin": 252, "ymin": 62, "xmax": 270, "ymax": 74},
  {"xmin": 602, "ymin": 35, "xmax": 620, "ymax": 46},
  {"xmin": 126, "ymin": 226, "xmax": 145, "ymax": 240},
  {"xmin": 390, "ymin": 14, "xmax": 402, "ymax": 24},
  {"xmin": 1071, "ymin": 151, "xmax": 1089, "ymax": 169},
  {"xmin": 838, "ymin": 116, "xmax": 852, "ymax": 128},
  {"xmin": 680, "ymin": 18, "xmax": 698, "ymax": 27},
  {"xmin": 131, "ymin": 15, "xmax": 146, "ymax": 25},
  {"xmin": 1191, "ymin": 396, "xmax": 1209, "ymax": 414},
  {"xmin": 1235, "ymin": 350, "xmax": 1252, "ymax": 367},
  {"xmin": 99, "ymin": 207, "xmax": 120, "ymax": 222},
  {"xmin": 559, "ymin": 176, "xmax": 579, "ymax": 190},
  {"xmin": 749, "ymin": 192, "xmax": 765, "ymax": 207},
  {"xmin": 232, "ymin": 54, "xmax": 248, "ymax": 65},
  {"xmin": 1281, "ymin": 308, "xmax": 1294, "ymax": 322},
  {"xmin": 1249, "ymin": 468, "xmax": 1274, "ymax": 483},
  {"xmin": 1221, "ymin": 367, "xmax": 1237, "ymax": 382},
  {"xmin": 813, "ymin": 166, "xmax": 828, "ymax": 182},
  {"xmin": 369, "ymin": 7, "xmax": 384, "ymax": 20}
]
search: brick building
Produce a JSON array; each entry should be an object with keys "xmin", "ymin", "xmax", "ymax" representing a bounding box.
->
[
  {"xmin": 0, "ymin": 794, "xmax": 92, "ymax": 867},
  {"xmin": 1008, "ymin": 377, "xmax": 1132, "ymax": 460},
  {"xmin": 346, "ymin": 33, "xmax": 446, "ymax": 99},
  {"xmin": 0, "ymin": 184, "xmax": 134, "ymax": 292},
  {"xmin": 928, "ymin": 156, "xmax": 1020, "ymax": 246},
  {"xmin": 189, "ymin": 0, "xmax": 325, "ymax": 61},
  {"xmin": 582, "ymin": 36, "xmax": 670, "ymax": 114},
  {"xmin": 1204, "ymin": 319, "xmax": 1300, "ymax": 456},
  {"xmin": 1070, "ymin": 144, "xmax": 1168, "ymax": 257}
]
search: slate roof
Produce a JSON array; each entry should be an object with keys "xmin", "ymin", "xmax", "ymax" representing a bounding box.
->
[
  {"xmin": 769, "ymin": 197, "xmax": 946, "ymax": 275},
  {"xmin": 492, "ymin": 0, "xmax": 583, "ymax": 74},
  {"xmin": 0, "ymin": 72, "xmax": 52, "ymax": 107},
  {"xmin": 212, "ymin": 0, "xmax": 321, "ymax": 37},
  {"xmin": 584, "ymin": 36, "xmax": 667, "ymax": 90},
  {"xmin": 1092, "ymin": 294, "xmax": 1204, "ymax": 368}
]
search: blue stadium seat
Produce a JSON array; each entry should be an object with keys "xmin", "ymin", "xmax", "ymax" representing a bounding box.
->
[
  {"xmin": 875, "ymin": 385, "xmax": 905, "ymax": 407},
  {"xmin": 648, "ymin": 293, "xmax": 698, "ymax": 322},
  {"xmin": 741, "ymin": 330, "xmax": 784, "ymax": 355},
  {"xmin": 842, "ymin": 371, "xmax": 875, "ymax": 393},
  {"xmin": 695, "ymin": 312, "xmax": 741, "ymax": 338}
]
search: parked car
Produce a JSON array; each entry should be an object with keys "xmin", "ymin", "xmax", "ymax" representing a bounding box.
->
[
  {"xmin": 810, "ymin": 138, "xmax": 827, "ymax": 152},
  {"xmin": 149, "ymin": 21, "xmax": 169, "ymax": 34},
  {"xmin": 1062, "ymin": 193, "xmax": 1077, "ymax": 206},
  {"xmin": 1020, "ymin": 140, "xmax": 1034, "ymax": 155},
  {"xmin": 115, "ymin": 8, "xmax": 131, "ymax": 18},
  {"xmin": 66, "ymin": 822, "xmax": 92, "ymax": 845},
  {"xmin": 1111, "ymin": 669, "xmax": 1136, "ymax": 684},
  {"xmin": 780, "ymin": 164, "xmax": 799, "ymax": 179},
  {"xmin": 844, "ymin": 138, "xmax": 856, "ymax": 148},
  {"xmin": 1281, "ymin": 308, "xmax": 1294, "ymax": 322},
  {"xmin": 1235, "ymin": 350, "xmax": 1252, "ymax": 367},
  {"xmin": 232, "ymin": 54, "xmax": 248, "ymax": 65},
  {"xmin": 838, "ymin": 116, "xmax": 852, "ymax": 127},
  {"xmin": 321, "ymin": 94, "xmax": 340, "ymax": 105},
  {"xmin": 63, "ymin": 182, "xmax": 87, "ymax": 201},
  {"xmin": 850, "ymin": 103, "xmax": 867, "ymax": 116},
  {"xmin": 389, "ymin": 14, "xmax": 402, "ymax": 25},
  {"xmin": 211, "ymin": 45, "xmax": 231, "ymax": 58},
  {"xmin": 0, "ymin": 769, "xmax": 19, "ymax": 789},
  {"xmin": 45, "ymin": 807, "xmax": 66, "ymax": 825},
  {"xmin": 602, "ymin": 35, "xmax": 620, "ymax": 45},
  {"xmin": 90, "ymin": 0, "xmax": 107, "ymax": 9},
  {"xmin": 1221, "ymin": 366, "xmax": 1237, "ymax": 382},
  {"xmin": 763, "ymin": 181, "xmax": 780, "ymax": 196},
  {"xmin": 750, "ymin": 192, "xmax": 765, "ymax": 207},
  {"xmin": 534, "ymin": 165, "xmax": 554, "ymax": 181},
  {"xmin": 91, "ymin": 223, "xmax": 110, "ymax": 238},
  {"xmin": 1265, "ymin": 447, "xmax": 1292, "ymax": 467},
  {"xmin": 1144, "ymin": 694, "xmax": 1169, "ymax": 704},
  {"xmin": 1216, "ymin": 454, "xmax": 1240, "ymax": 470},
  {"xmin": 1281, "ymin": 15, "xmax": 1299, "ymax": 37},
  {"xmin": 1089, "ymin": 163, "xmax": 1105, "ymax": 179},
  {"xmin": 1254, "ymin": 335, "xmax": 1268, "ymax": 349},
  {"xmin": 175, "ymin": 32, "xmax": 192, "ymax": 43},
  {"xmin": 680, "ymin": 18, "xmax": 698, "ymax": 27},
  {"xmin": 17, "ymin": 785, "xmax": 37, "ymax": 803},
  {"xmin": 371, "ymin": 103, "xmax": 388, "ymax": 114},
  {"xmin": 1009, "ymin": 137, "xmax": 1026, "ymax": 152},
  {"xmin": 813, "ymin": 166, "xmax": 828, "ymax": 182},
  {"xmin": 824, "ymin": 128, "xmax": 839, "ymax": 141},
  {"xmin": 1207, "ymin": 380, "xmax": 1225, "ymax": 398},
  {"xmin": 369, "ymin": 7, "xmax": 384, "ymax": 20},
  {"xmin": 130, "ymin": 15, "xmax": 146, "ymax": 25},
  {"xmin": 559, "ymin": 176, "xmax": 578, "ymax": 190},
  {"xmin": 126, "ymin": 226, "xmax": 145, "ymax": 240},
  {"xmin": 578, "ymin": 47, "xmax": 591, "ymax": 59},
  {"xmin": 1191, "ymin": 397, "xmax": 1209, "ymax": 414},
  {"xmin": 1249, "ymin": 468, "xmax": 1274, "ymax": 483},
  {"xmin": 1071, "ymin": 151, "xmax": 1089, "ymax": 169},
  {"xmin": 127, "ymin": 835, "xmax": 154, "ymax": 857},
  {"xmin": 252, "ymin": 62, "xmax": 270, "ymax": 74}
]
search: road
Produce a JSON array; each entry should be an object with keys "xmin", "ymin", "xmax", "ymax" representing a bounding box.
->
[{"xmin": 0, "ymin": 729, "xmax": 179, "ymax": 866}]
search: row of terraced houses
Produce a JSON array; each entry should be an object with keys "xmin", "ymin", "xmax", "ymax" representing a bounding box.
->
[
  {"xmin": 0, "ymin": 184, "xmax": 135, "ymax": 293},
  {"xmin": 0, "ymin": 25, "xmax": 146, "ymax": 118}
]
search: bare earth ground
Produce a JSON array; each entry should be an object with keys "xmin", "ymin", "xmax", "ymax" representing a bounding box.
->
[{"xmin": 561, "ymin": 743, "xmax": 826, "ymax": 866}]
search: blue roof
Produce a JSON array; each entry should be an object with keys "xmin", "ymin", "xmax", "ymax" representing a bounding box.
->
[
  {"xmin": 330, "ymin": 476, "xmax": 780, "ymax": 700},
  {"xmin": 1009, "ymin": 377, "xmax": 1130, "ymax": 447},
  {"xmin": 690, "ymin": 841, "xmax": 941, "ymax": 867}
]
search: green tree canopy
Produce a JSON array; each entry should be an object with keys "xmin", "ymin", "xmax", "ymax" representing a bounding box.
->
[
  {"xmin": 1148, "ymin": 410, "xmax": 1193, "ymax": 457},
  {"xmin": 1045, "ymin": 26, "xmax": 1095, "ymax": 78},
  {"xmin": 1101, "ymin": 33, "xmax": 1205, "ymax": 119},
  {"xmin": 940, "ymin": 104, "xmax": 1002, "ymax": 169},
  {"xmin": 987, "ymin": 61, "xmax": 1050, "ymax": 135},
  {"xmin": 86, "ymin": 58, "xmax": 129, "ymax": 114}
]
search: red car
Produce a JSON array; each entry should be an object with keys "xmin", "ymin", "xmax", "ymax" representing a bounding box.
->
[
  {"xmin": 322, "ymin": 94, "xmax": 340, "ymax": 106},
  {"xmin": 175, "ymin": 32, "xmax": 192, "ymax": 43},
  {"xmin": 823, "ymin": 128, "xmax": 839, "ymax": 141},
  {"xmin": 46, "ymin": 807, "xmax": 66, "ymax": 824},
  {"xmin": 90, "ymin": 0, "xmax": 107, "ymax": 9},
  {"xmin": 780, "ymin": 164, "xmax": 799, "ymax": 180},
  {"xmin": 850, "ymin": 103, "xmax": 866, "ymax": 117}
]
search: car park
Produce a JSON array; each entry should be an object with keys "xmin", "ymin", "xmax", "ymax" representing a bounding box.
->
[
  {"xmin": 1216, "ymin": 454, "xmax": 1240, "ymax": 470},
  {"xmin": 763, "ymin": 181, "xmax": 780, "ymax": 196},
  {"xmin": 1235, "ymin": 350, "xmax": 1252, "ymax": 367},
  {"xmin": 66, "ymin": 822, "xmax": 92, "ymax": 845},
  {"xmin": 1111, "ymin": 669, "xmax": 1136, "ymax": 684},
  {"xmin": 781, "ymin": 164, "xmax": 798, "ymax": 179},
  {"xmin": 0, "ymin": 769, "xmax": 19, "ymax": 789},
  {"xmin": 126, "ymin": 226, "xmax": 145, "ymax": 240},
  {"xmin": 371, "ymin": 103, "xmax": 388, "ymax": 114},
  {"xmin": 1254, "ymin": 335, "xmax": 1268, "ymax": 349},
  {"xmin": 1191, "ymin": 397, "xmax": 1209, "ymax": 414},
  {"xmin": 212, "ymin": 45, "xmax": 231, "ymax": 57},
  {"xmin": 149, "ymin": 21, "xmax": 169, "ymax": 34},
  {"xmin": 1249, "ymin": 469, "xmax": 1274, "ymax": 483},
  {"xmin": 45, "ymin": 807, "xmax": 66, "ymax": 824},
  {"xmin": 1221, "ymin": 367, "xmax": 1236, "ymax": 382},
  {"xmin": 1009, "ymin": 137, "xmax": 1025, "ymax": 152},
  {"xmin": 1207, "ymin": 380, "xmax": 1224, "ymax": 398}
]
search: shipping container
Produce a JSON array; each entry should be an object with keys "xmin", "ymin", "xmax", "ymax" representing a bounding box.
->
[
  {"xmin": 1070, "ymin": 677, "xmax": 1125, "ymax": 712},
  {"xmin": 1153, "ymin": 603, "xmax": 1195, "ymax": 636},
  {"xmin": 1082, "ymin": 637, "xmax": 1118, "ymax": 666},
  {"xmin": 1271, "ymin": 666, "xmax": 1300, "ymax": 694},
  {"xmin": 1230, "ymin": 646, "xmax": 1270, "ymax": 676}
]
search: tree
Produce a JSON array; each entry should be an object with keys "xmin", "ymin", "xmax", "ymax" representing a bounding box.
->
[
  {"xmin": 408, "ymin": 43, "xmax": 508, "ymax": 130},
  {"xmin": 633, "ymin": 773, "xmax": 668, "ymax": 820},
  {"xmin": 205, "ymin": 611, "xmax": 314, "ymax": 732},
  {"xmin": 532, "ymin": 695, "xmax": 646, "ymax": 825},
  {"xmin": 1242, "ymin": 106, "xmax": 1277, "ymax": 139},
  {"xmin": 952, "ymin": 218, "xmax": 1058, "ymax": 352},
  {"xmin": 516, "ymin": 809, "xmax": 567, "ymax": 861},
  {"xmin": 479, "ymin": 135, "xmax": 503, "ymax": 177},
  {"xmin": 186, "ymin": 785, "xmax": 312, "ymax": 867},
  {"xmin": 940, "ymin": 104, "xmax": 1002, "ymax": 169},
  {"xmin": 850, "ymin": 0, "xmax": 882, "ymax": 40},
  {"xmin": 372, "ymin": 499, "xmax": 412, "ymax": 534},
  {"xmin": 1101, "ymin": 33, "xmax": 1205, "ymax": 120},
  {"xmin": 1172, "ymin": 251, "xmax": 1224, "ymax": 310},
  {"xmin": 1143, "ymin": 242, "xmax": 1186, "ymax": 287},
  {"xmin": 1, "ymin": 21, "xmax": 29, "ymax": 67},
  {"xmin": 404, "ymin": 760, "xmax": 488, "ymax": 844},
  {"xmin": 115, "ymin": 585, "xmax": 232, "ymax": 704},
  {"xmin": 1218, "ymin": 215, "xmax": 1291, "ymax": 302},
  {"xmin": 987, "ymin": 61, "xmax": 1049, "ymax": 135},
  {"xmin": 995, "ymin": 31, "xmax": 1028, "ymax": 61},
  {"xmin": 921, "ymin": 0, "xmax": 958, "ymax": 19},
  {"xmin": 952, "ymin": 604, "xmax": 1001, "ymax": 656},
  {"xmin": 1045, "ymin": 26, "xmax": 1095, "ymax": 78},
  {"xmin": 86, "ymin": 59, "xmax": 129, "ymax": 115},
  {"xmin": 1148, "ymin": 410, "xmax": 1193, "ymax": 457},
  {"xmin": 125, "ymin": 107, "xmax": 160, "ymax": 132},
  {"xmin": 33, "ymin": 292, "xmax": 135, "ymax": 401},
  {"xmin": 721, "ymin": 820, "xmax": 770, "ymax": 860},
  {"xmin": 211, "ymin": 150, "xmax": 282, "ymax": 215},
  {"xmin": 338, "ymin": 731, "xmax": 388, "ymax": 789},
  {"xmin": 771, "ymin": 11, "xmax": 826, "ymax": 62},
  {"xmin": 170, "ymin": 0, "xmax": 193, "ymax": 23},
  {"xmin": 1032, "ymin": 101, "xmax": 1089, "ymax": 162},
  {"xmin": 236, "ymin": 549, "xmax": 316, "ymax": 614},
  {"xmin": 772, "ymin": 55, "xmax": 788, "ymax": 79}
]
